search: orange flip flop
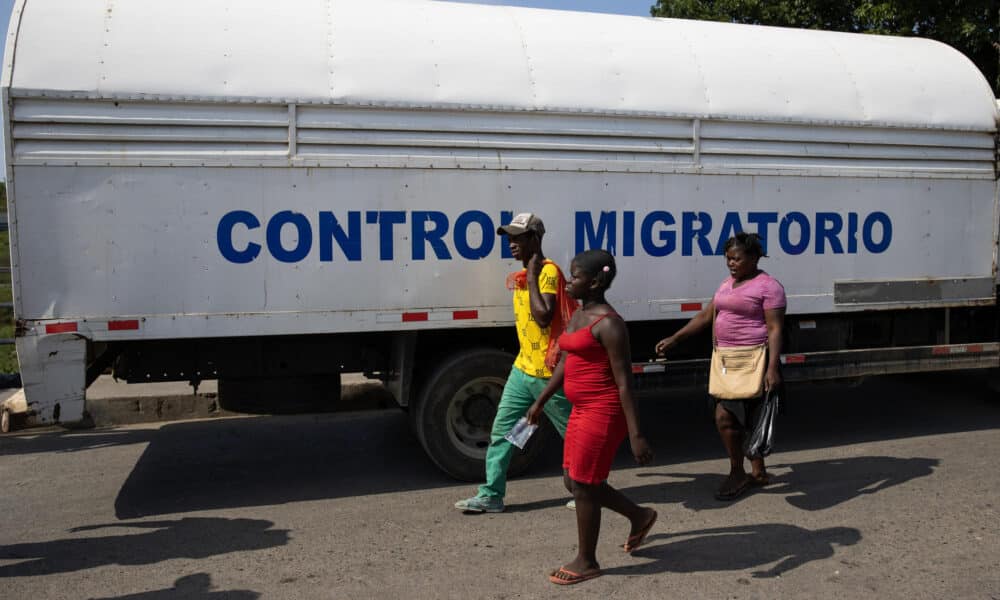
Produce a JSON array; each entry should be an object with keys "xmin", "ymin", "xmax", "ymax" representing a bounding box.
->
[
  {"xmin": 623, "ymin": 510, "xmax": 657, "ymax": 553},
  {"xmin": 548, "ymin": 567, "xmax": 603, "ymax": 585}
]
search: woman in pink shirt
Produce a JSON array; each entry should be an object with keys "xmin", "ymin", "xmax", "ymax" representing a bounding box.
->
[{"xmin": 655, "ymin": 232, "xmax": 786, "ymax": 500}]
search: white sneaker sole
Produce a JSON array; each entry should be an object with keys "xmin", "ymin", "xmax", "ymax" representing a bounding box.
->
[{"xmin": 454, "ymin": 502, "xmax": 504, "ymax": 513}]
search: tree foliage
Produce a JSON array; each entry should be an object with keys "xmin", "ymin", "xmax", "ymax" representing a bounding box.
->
[{"xmin": 651, "ymin": 1, "xmax": 1000, "ymax": 94}]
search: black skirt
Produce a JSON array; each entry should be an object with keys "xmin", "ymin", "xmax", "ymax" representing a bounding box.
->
[{"xmin": 712, "ymin": 395, "xmax": 763, "ymax": 429}]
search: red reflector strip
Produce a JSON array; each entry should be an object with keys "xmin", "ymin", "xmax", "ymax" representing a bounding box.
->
[
  {"xmin": 680, "ymin": 303, "xmax": 703, "ymax": 312},
  {"xmin": 783, "ymin": 354, "xmax": 806, "ymax": 364},
  {"xmin": 402, "ymin": 312, "xmax": 428, "ymax": 322},
  {"xmin": 108, "ymin": 319, "xmax": 140, "ymax": 331},
  {"xmin": 932, "ymin": 344, "xmax": 984, "ymax": 356},
  {"xmin": 632, "ymin": 365, "xmax": 645, "ymax": 374},
  {"xmin": 453, "ymin": 310, "xmax": 478, "ymax": 320},
  {"xmin": 45, "ymin": 322, "xmax": 78, "ymax": 334}
]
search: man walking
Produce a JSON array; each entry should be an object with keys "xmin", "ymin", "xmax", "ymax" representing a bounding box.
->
[{"xmin": 454, "ymin": 213, "xmax": 574, "ymax": 513}]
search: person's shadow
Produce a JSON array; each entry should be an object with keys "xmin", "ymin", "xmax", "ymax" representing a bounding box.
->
[
  {"xmin": 0, "ymin": 518, "xmax": 289, "ymax": 578},
  {"xmin": 610, "ymin": 524, "xmax": 860, "ymax": 578},
  {"xmin": 762, "ymin": 456, "xmax": 939, "ymax": 511},
  {"xmin": 629, "ymin": 456, "xmax": 939, "ymax": 511},
  {"xmin": 88, "ymin": 573, "xmax": 259, "ymax": 599}
]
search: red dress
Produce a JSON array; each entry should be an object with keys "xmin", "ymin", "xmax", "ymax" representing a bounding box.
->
[{"xmin": 559, "ymin": 313, "xmax": 629, "ymax": 484}]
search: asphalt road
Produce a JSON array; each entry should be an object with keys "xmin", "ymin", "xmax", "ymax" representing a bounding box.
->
[{"xmin": 1, "ymin": 372, "xmax": 998, "ymax": 599}]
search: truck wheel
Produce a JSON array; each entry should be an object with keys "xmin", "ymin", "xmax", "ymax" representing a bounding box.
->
[
  {"xmin": 1, "ymin": 408, "xmax": 11, "ymax": 433},
  {"xmin": 984, "ymin": 368, "xmax": 1000, "ymax": 392},
  {"xmin": 414, "ymin": 348, "xmax": 549, "ymax": 481}
]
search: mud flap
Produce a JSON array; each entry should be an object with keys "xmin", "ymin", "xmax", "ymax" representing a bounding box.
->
[{"xmin": 16, "ymin": 334, "xmax": 87, "ymax": 425}]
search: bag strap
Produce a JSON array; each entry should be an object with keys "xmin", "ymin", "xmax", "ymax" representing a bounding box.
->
[{"xmin": 542, "ymin": 260, "xmax": 578, "ymax": 339}]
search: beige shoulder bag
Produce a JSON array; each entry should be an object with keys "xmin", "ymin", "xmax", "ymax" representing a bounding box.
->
[{"xmin": 708, "ymin": 308, "xmax": 768, "ymax": 400}]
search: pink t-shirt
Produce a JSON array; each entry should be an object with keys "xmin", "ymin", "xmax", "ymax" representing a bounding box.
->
[{"xmin": 713, "ymin": 271, "xmax": 786, "ymax": 347}]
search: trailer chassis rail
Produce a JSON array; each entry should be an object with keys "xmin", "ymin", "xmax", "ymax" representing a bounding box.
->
[{"xmin": 631, "ymin": 342, "xmax": 1000, "ymax": 391}]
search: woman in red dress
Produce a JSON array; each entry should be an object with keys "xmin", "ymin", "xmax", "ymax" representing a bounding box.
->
[{"xmin": 526, "ymin": 249, "xmax": 656, "ymax": 586}]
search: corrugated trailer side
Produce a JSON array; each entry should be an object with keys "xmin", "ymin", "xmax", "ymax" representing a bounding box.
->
[{"xmin": 2, "ymin": 0, "xmax": 997, "ymax": 478}]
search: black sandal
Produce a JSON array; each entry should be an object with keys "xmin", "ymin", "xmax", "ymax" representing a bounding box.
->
[{"xmin": 715, "ymin": 476, "xmax": 751, "ymax": 501}]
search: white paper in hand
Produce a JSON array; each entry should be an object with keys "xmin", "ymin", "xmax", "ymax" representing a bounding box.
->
[{"xmin": 504, "ymin": 417, "xmax": 539, "ymax": 449}]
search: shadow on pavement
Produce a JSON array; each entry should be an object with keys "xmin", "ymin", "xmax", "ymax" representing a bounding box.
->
[
  {"xmin": 632, "ymin": 372, "xmax": 1000, "ymax": 467},
  {"xmin": 113, "ymin": 411, "xmax": 449, "ymax": 519},
  {"xmin": 0, "ymin": 518, "xmax": 288, "ymax": 578},
  {"xmin": 762, "ymin": 456, "xmax": 939, "ymax": 510},
  {"xmin": 624, "ymin": 456, "xmax": 939, "ymax": 511},
  {"xmin": 612, "ymin": 523, "xmax": 861, "ymax": 578},
  {"xmin": 0, "ymin": 371, "xmax": 985, "ymax": 519},
  {"xmin": 0, "ymin": 429, "xmax": 156, "ymax": 457},
  {"xmin": 88, "ymin": 574, "xmax": 259, "ymax": 600}
]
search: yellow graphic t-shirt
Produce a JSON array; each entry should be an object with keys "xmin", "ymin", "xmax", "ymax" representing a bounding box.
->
[{"xmin": 513, "ymin": 262, "xmax": 560, "ymax": 378}]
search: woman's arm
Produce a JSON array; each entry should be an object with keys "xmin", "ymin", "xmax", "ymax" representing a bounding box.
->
[
  {"xmin": 764, "ymin": 306, "xmax": 785, "ymax": 390},
  {"xmin": 601, "ymin": 317, "xmax": 653, "ymax": 465},
  {"xmin": 525, "ymin": 352, "xmax": 566, "ymax": 425},
  {"xmin": 655, "ymin": 301, "xmax": 714, "ymax": 356}
]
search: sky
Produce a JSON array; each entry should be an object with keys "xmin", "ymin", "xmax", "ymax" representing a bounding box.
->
[
  {"xmin": 0, "ymin": 0, "xmax": 9, "ymax": 38},
  {"xmin": 0, "ymin": 0, "xmax": 655, "ymax": 177}
]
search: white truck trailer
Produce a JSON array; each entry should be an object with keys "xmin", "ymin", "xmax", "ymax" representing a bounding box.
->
[{"xmin": 3, "ymin": 0, "xmax": 998, "ymax": 478}]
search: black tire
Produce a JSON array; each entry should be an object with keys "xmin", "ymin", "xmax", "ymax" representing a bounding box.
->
[
  {"xmin": 413, "ymin": 348, "xmax": 550, "ymax": 481},
  {"xmin": 218, "ymin": 375, "xmax": 342, "ymax": 414},
  {"xmin": 985, "ymin": 368, "xmax": 1000, "ymax": 395}
]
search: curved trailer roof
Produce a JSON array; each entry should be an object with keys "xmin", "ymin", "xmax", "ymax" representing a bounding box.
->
[{"xmin": 3, "ymin": 0, "xmax": 997, "ymax": 132}]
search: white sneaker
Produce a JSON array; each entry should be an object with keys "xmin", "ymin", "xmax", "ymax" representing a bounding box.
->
[{"xmin": 454, "ymin": 495, "xmax": 505, "ymax": 513}]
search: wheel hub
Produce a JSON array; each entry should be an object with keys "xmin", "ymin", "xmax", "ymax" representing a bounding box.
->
[
  {"xmin": 462, "ymin": 391, "xmax": 496, "ymax": 429},
  {"xmin": 445, "ymin": 376, "xmax": 504, "ymax": 460}
]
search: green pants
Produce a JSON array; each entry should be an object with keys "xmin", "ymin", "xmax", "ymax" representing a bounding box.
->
[{"xmin": 478, "ymin": 366, "xmax": 571, "ymax": 499}]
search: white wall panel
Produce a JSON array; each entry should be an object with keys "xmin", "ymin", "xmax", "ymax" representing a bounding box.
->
[{"xmin": 11, "ymin": 165, "xmax": 995, "ymax": 332}]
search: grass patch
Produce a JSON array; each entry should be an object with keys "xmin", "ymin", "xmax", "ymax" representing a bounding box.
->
[
  {"xmin": 0, "ymin": 317, "xmax": 15, "ymax": 373},
  {"xmin": 0, "ymin": 228, "xmax": 16, "ymax": 373}
]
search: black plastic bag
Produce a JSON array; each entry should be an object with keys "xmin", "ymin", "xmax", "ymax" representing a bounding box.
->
[{"xmin": 744, "ymin": 387, "xmax": 779, "ymax": 459}]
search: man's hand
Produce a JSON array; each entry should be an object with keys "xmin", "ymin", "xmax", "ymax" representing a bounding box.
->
[{"xmin": 526, "ymin": 253, "xmax": 542, "ymax": 281}]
